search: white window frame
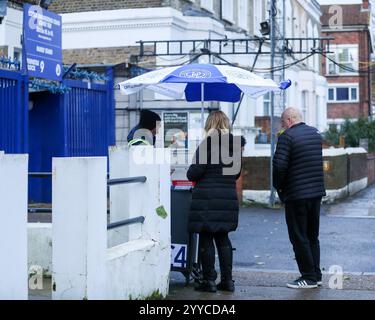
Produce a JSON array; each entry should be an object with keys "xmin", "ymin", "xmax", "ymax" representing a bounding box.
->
[
  {"xmin": 264, "ymin": 0, "xmax": 270, "ymax": 21},
  {"xmin": 301, "ymin": 90, "xmax": 308, "ymax": 122},
  {"xmin": 263, "ymin": 92, "xmax": 271, "ymax": 116},
  {"xmin": 326, "ymin": 44, "xmax": 359, "ymax": 76},
  {"xmin": 238, "ymin": 0, "xmax": 248, "ymax": 30},
  {"xmin": 253, "ymin": 0, "xmax": 264, "ymax": 36},
  {"xmin": 221, "ymin": 0, "xmax": 234, "ymax": 23},
  {"xmin": 201, "ymin": 0, "xmax": 214, "ymax": 13},
  {"xmin": 327, "ymin": 83, "xmax": 359, "ymax": 103}
]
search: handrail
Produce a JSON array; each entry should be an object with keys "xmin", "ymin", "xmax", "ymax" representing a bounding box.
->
[
  {"xmin": 107, "ymin": 176, "xmax": 147, "ymax": 186},
  {"xmin": 107, "ymin": 216, "xmax": 145, "ymax": 230},
  {"xmin": 28, "ymin": 172, "xmax": 52, "ymax": 178},
  {"xmin": 28, "ymin": 208, "xmax": 52, "ymax": 213}
]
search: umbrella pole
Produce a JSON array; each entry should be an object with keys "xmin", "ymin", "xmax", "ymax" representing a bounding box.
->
[{"xmin": 201, "ymin": 82, "xmax": 204, "ymax": 131}]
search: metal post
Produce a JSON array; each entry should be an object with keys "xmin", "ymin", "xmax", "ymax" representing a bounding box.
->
[
  {"xmin": 201, "ymin": 82, "xmax": 204, "ymax": 130},
  {"xmin": 282, "ymin": 0, "xmax": 286, "ymax": 111},
  {"xmin": 269, "ymin": 0, "xmax": 277, "ymax": 207}
]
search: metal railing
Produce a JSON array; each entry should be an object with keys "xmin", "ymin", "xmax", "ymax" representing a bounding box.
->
[
  {"xmin": 107, "ymin": 216, "xmax": 145, "ymax": 230},
  {"xmin": 107, "ymin": 176, "xmax": 147, "ymax": 186},
  {"xmin": 106, "ymin": 174, "xmax": 147, "ymax": 230},
  {"xmin": 137, "ymin": 37, "xmax": 335, "ymax": 57},
  {"xmin": 28, "ymin": 172, "xmax": 53, "ymax": 214},
  {"xmin": 28, "ymin": 171, "xmax": 147, "ymax": 230},
  {"xmin": 29, "ymin": 172, "xmax": 52, "ymax": 178}
]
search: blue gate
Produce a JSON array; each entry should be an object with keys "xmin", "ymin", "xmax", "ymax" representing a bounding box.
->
[
  {"xmin": 29, "ymin": 70, "xmax": 115, "ymax": 203},
  {"xmin": 1, "ymin": 66, "xmax": 115, "ymax": 203},
  {"xmin": 0, "ymin": 69, "xmax": 28, "ymax": 153}
]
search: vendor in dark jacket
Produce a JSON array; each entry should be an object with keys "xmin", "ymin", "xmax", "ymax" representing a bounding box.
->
[
  {"xmin": 127, "ymin": 109, "xmax": 161, "ymax": 146},
  {"xmin": 273, "ymin": 107, "xmax": 326, "ymax": 289},
  {"xmin": 187, "ymin": 111, "xmax": 242, "ymax": 293}
]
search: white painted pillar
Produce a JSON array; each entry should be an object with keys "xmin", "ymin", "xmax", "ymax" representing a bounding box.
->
[
  {"xmin": 108, "ymin": 145, "xmax": 132, "ymax": 247},
  {"xmin": 52, "ymin": 157, "xmax": 107, "ymax": 300},
  {"xmin": 127, "ymin": 147, "xmax": 171, "ymax": 243},
  {"xmin": 0, "ymin": 153, "xmax": 28, "ymax": 300},
  {"xmin": 127, "ymin": 146, "xmax": 171, "ymax": 294}
]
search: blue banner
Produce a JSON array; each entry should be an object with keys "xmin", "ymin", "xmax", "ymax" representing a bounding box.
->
[{"xmin": 23, "ymin": 4, "xmax": 62, "ymax": 81}]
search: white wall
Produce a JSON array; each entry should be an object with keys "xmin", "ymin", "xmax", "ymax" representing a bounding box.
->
[
  {"xmin": 28, "ymin": 223, "xmax": 52, "ymax": 276},
  {"xmin": 0, "ymin": 153, "xmax": 28, "ymax": 300},
  {"xmin": 106, "ymin": 147, "xmax": 171, "ymax": 300},
  {"xmin": 52, "ymin": 157, "xmax": 107, "ymax": 300},
  {"xmin": 62, "ymin": 7, "xmax": 227, "ymax": 50}
]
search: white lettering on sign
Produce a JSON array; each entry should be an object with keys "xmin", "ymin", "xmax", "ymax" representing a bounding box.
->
[
  {"xmin": 40, "ymin": 60, "xmax": 45, "ymax": 73},
  {"xmin": 27, "ymin": 57, "xmax": 39, "ymax": 71},
  {"xmin": 171, "ymin": 244, "xmax": 187, "ymax": 269},
  {"xmin": 36, "ymin": 45, "xmax": 53, "ymax": 55}
]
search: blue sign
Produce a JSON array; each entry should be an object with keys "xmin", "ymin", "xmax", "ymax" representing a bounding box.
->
[{"xmin": 23, "ymin": 4, "xmax": 62, "ymax": 81}]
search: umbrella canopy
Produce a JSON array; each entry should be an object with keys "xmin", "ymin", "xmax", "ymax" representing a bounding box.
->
[{"xmin": 119, "ymin": 63, "xmax": 290, "ymax": 102}]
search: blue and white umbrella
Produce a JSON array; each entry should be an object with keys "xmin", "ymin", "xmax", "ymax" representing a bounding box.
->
[{"xmin": 118, "ymin": 63, "xmax": 291, "ymax": 127}]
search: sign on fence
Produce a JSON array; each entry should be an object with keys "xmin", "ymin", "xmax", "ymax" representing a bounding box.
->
[{"xmin": 23, "ymin": 4, "xmax": 62, "ymax": 81}]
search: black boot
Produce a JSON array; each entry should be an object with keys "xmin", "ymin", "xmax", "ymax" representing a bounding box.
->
[
  {"xmin": 217, "ymin": 280, "xmax": 235, "ymax": 292},
  {"xmin": 195, "ymin": 280, "xmax": 217, "ymax": 293},
  {"xmin": 197, "ymin": 239, "xmax": 217, "ymax": 292},
  {"xmin": 217, "ymin": 246, "xmax": 235, "ymax": 292}
]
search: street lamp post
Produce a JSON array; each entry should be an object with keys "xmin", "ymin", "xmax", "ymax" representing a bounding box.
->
[{"xmin": 269, "ymin": 0, "xmax": 277, "ymax": 207}]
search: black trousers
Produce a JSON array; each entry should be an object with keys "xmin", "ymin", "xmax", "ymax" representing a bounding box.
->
[
  {"xmin": 199, "ymin": 232, "xmax": 233, "ymax": 282},
  {"xmin": 285, "ymin": 197, "xmax": 322, "ymax": 282}
]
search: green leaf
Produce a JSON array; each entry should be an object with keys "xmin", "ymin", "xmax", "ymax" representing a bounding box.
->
[{"xmin": 156, "ymin": 205, "xmax": 168, "ymax": 219}]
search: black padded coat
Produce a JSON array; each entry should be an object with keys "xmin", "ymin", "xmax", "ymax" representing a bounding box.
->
[
  {"xmin": 272, "ymin": 122, "xmax": 326, "ymax": 202},
  {"xmin": 187, "ymin": 133, "xmax": 241, "ymax": 233}
]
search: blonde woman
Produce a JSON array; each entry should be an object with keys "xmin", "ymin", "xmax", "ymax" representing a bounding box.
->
[{"xmin": 187, "ymin": 111, "xmax": 242, "ymax": 293}]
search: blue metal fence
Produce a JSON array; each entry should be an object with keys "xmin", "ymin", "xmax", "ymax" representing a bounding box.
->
[
  {"xmin": 28, "ymin": 68, "xmax": 115, "ymax": 203},
  {"xmin": 1, "ymin": 66, "xmax": 115, "ymax": 203},
  {"xmin": 0, "ymin": 69, "xmax": 28, "ymax": 153},
  {"xmin": 63, "ymin": 77, "xmax": 114, "ymax": 157}
]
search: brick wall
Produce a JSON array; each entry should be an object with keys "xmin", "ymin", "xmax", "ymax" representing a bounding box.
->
[
  {"xmin": 62, "ymin": 46, "xmax": 155, "ymax": 66},
  {"xmin": 48, "ymin": 0, "xmax": 221, "ymax": 16},
  {"xmin": 322, "ymin": 30, "xmax": 372, "ymax": 120},
  {"xmin": 323, "ymin": 154, "xmax": 348, "ymax": 190},
  {"xmin": 321, "ymin": 4, "xmax": 370, "ymax": 26},
  {"xmin": 49, "ymin": 0, "xmax": 164, "ymax": 13},
  {"xmin": 327, "ymin": 103, "xmax": 361, "ymax": 119},
  {"xmin": 367, "ymin": 155, "xmax": 375, "ymax": 185},
  {"xmin": 242, "ymin": 157, "xmax": 270, "ymax": 190},
  {"xmin": 241, "ymin": 150, "xmax": 369, "ymax": 194},
  {"xmin": 348, "ymin": 153, "xmax": 368, "ymax": 183}
]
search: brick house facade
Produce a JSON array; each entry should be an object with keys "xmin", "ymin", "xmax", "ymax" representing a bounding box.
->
[{"xmin": 321, "ymin": 1, "xmax": 373, "ymax": 127}]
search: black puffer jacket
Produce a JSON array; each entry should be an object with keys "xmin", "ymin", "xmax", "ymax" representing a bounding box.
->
[
  {"xmin": 187, "ymin": 133, "xmax": 241, "ymax": 233},
  {"xmin": 273, "ymin": 122, "xmax": 326, "ymax": 202}
]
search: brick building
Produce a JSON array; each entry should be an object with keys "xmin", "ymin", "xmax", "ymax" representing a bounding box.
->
[{"xmin": 321, "ymin": 0, "xmax": 374, "ymax": 128}]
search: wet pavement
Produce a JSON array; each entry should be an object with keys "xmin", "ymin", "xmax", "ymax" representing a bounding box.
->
[
  {"xmin": 325, "ymin": 184, "xmax": 375, "ymax": 218},
  {"xmin": 29, "ymin": 184, "xmax": 375, "ymax": 300},
  {"xmin": 169, "ymin": 184, "xmax": 375, "ymax": 300},
  {"xmin": 169, "ymin": 270, "xmax": 375, "ymax": 300}
]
